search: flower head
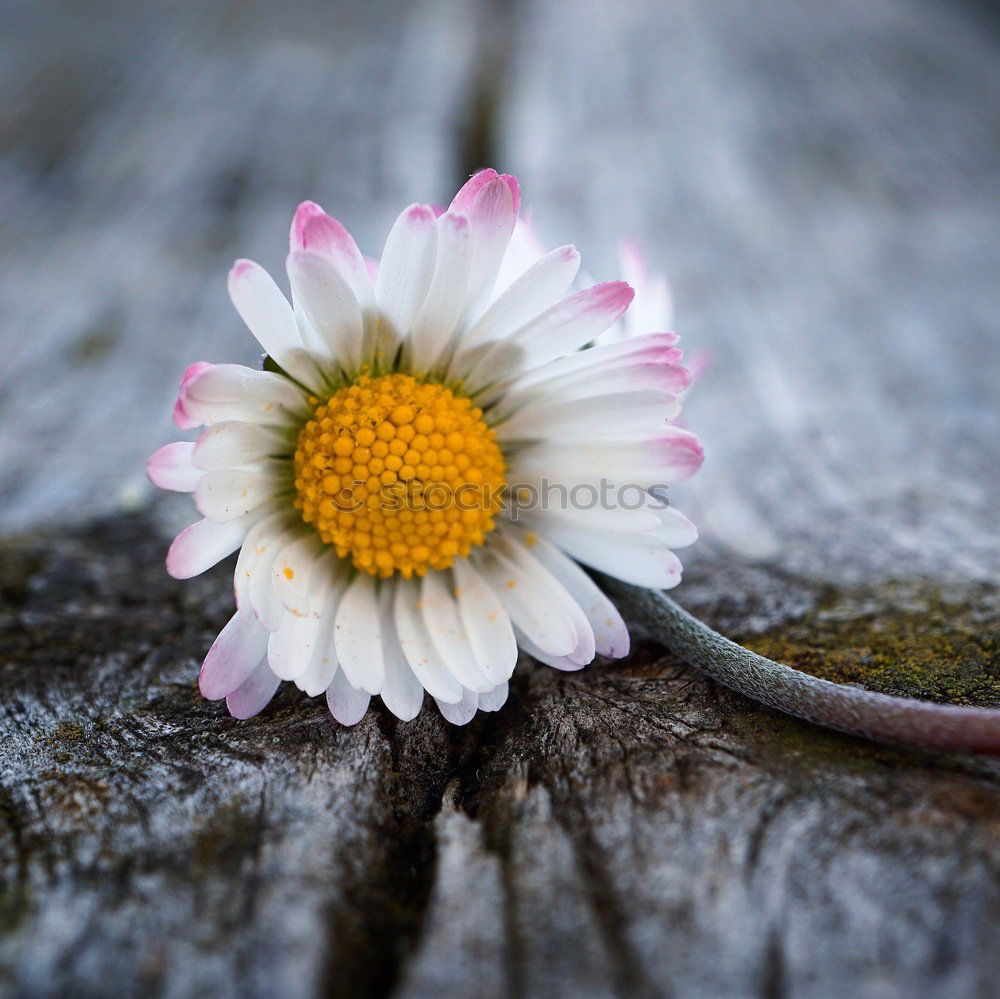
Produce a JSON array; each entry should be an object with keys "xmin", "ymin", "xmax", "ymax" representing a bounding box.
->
[{"xmin": 149, "ymin": 170, "xmax": 703, "ymax": 725}]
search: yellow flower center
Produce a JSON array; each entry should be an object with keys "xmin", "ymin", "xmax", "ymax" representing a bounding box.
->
[{"xmin": 293, "ymin": 373, "xmax": 506, "ymax": 579}]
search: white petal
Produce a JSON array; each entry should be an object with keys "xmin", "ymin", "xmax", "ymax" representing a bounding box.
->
[
  {"xmin": 512, "ymin": 428, "xmax": 704, "ymax": 487},
  {"xmin": 270, "ymin": 533, "xmax": 324, "ymax": 617},
  {"xmin": 533, "ymin": 519, "xmax": 684, "ymax": 589},
  {"xmin": 182, "ymin": 364, "xmax": 308, "ymax": 427},
  {"xmin": 287, "ymin": 250, "xmax": 364, "ymax": 375},
  {"xmin": 374, "ymin": 203, "xmax": 437, "ymax": 360},
  {"xmin": 194, "ymin": 466, "xmax": 285, "ymax": 523},
  {"xmin": 461, "ymin": 244, "xmax": 580, "ymax": 349},
  {"xmin": 233, "ymin": 512, "xmax": 293, "ymax": 615},
  {"xmin": 465, "ymin": 282, "xmax": 633, "ymax": 393},
  {"xmin": 475, "ymin": 549, "xmax": 578, "ymax": 659},
  {"xmin": 496, "ymin": 390, "xmax": 679, "ymax": 443},
  {"xmin": 407, "ymin": 211, "xmax": 472, "ymax": 374},
  {"xmin": 477, "ymin": 682, "xmax": 509, "ymax": 713},
  {"xmin": 326, "ymin": 668, "xmax": 371, "ymax": 726},
  {"xmin": 526, "ymin": 536, "xmax": 629, "ymax": 658},
  {"xmin": 199, "ymin": 609, "xmax": 270, "ymax": 699},
  {"xmin": 166, "ymin": 512, "xmax": 260, "ymax": 580},
  {"xmin": 493, "ymin": 216, "xmax": 547, "ymax": 295},
  {"xmin": 452, "ymin": 558, "xmax": 517, "ymax": 684},
  {"xmin": 503, "ymin": 331, "xmax": 682, "ymax": 397},
  {"xmin": 265, "ymin": 542, "xmax": 334, "ymax": 681},
  {"xmin": 497, "ymin": 536, "xmax": 595, "ymax": 666},
  {"xmin": 267, "ymin": 615, "xmax": 310, "ymax": 681},
  {"xmin": 295, "ymin": 651, "xmax": 339, "ymax": 698},
  {"xmin": 192, "ymin": 421, "xmax": 287, "ymax": 471},
  {"xmin": 294, "ymin": 553, "xmax": 350, "ymax": 696},
  {"xmin": 334, "ymin": 574, "xmax": 385, "ymax": 695},
  {"xmin": 515, "ymin": 628, "xmax": 586, "ymax": 672},
  {"xmin": 227, "ymin": 259, "xmax": 325, "ymax": 391},
  {"xmin": 239, "ymin": 517, "xmax": 307, "ymax": 632},
  {"xmin": 379, "ymin": 584, "xmax": 426, "ymax": 721},
  {"xmin": 393, "ymin": 578, "xmax": 464, "ymax": 703},
  {"xmin": 420, "ymin": 571, "xmax": 492, "ymax": 693},
  {"xmin": 435, "ymin": 689, "xmax": 479, "ymax": 726},
  {"xmin": 226, "ymin": 659, "xmax": 281, "ymax": 719},
  {"xmin": 147, "ymin": 442, "xmax": 201, "ymax": 492},
  {"xmin": 651, "ymin": 506, "xmax": 699, "ymax": 548},
  {"xmin": 514, "ymin": 489, "xmax": 662, "ymax": 536},
  {"xmin": 495, "ymin": 354, "xmax": 689, "ymax": 424}
]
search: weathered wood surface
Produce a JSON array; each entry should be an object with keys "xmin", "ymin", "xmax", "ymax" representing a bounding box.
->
[{"xmin": 2, "ymin": 0, "xmax": 1000, "ymax": 997}]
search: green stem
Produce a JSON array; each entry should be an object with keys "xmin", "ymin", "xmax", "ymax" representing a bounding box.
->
[{"xmin": 604, "ymin": 579, "xmax": 1000, "ymax": 756}]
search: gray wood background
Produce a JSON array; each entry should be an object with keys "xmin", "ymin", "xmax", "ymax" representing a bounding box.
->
[{"xmin": 1, "ymin": 0, "xmax": 998, "ymax": 996}]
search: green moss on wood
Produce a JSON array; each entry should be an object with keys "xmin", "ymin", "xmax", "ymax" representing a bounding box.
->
[
  {"xmin": 45, "ymin": 721, "xmax": 85, "ymax": 745},
  {"xmin": 740, "ymin": 579, "xmax": 1000, "ymax": 706}
]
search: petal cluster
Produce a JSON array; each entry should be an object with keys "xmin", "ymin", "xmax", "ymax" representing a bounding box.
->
[{"xmin": 148, "ymin": 169, "xmax": 703, "ymax": 725}]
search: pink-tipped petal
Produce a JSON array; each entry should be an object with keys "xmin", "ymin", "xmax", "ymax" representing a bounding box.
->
[
  {"xmin": 450, "ymin": 169, "xmax": 520, "ymax": 219},
  {"xmin": 166, "ymin": 514, "xmax": 255, "ymax": 579},
  {"xmin": 172, "ymin": 397, "xmax": 200, "ymax": 429},
  {"xmin": 180, "ymin": 361, "xmax": 214, "ymax": 391},
  {"xmin": 226, "ymin": 659, "xmax": 281, "ymax": 719},
  {"xmin": 289, "ymin": 200, "xmax": 326, "ymax": 251},
  {"xmin": 172, "ymin": 362, "xmax": 214, "ymax": 428},
  {"xmin": 289, "ymin": 201, "xmax": 374, "ymax": 309},
  {"xmin": 656, "ymin": 427, "xmax": 706, "ymax": 483},
  {"xmin": 449, "ymin": 169, "xmax": 500, "ymax": 212},
  {"xmin": 147, "ymin": 442, "xmax": 201, "ymax": 492},
  {"xmin": 181, "ymin": 363, "xmax": 308, "ymax": 427},
  {"xmin": 467, "ymin": 281, "xmax": 635, "ymax": 389},
  {"xmin": 374, "ymin": 203, "xmax": 438, "ymax": 350},
  {"xmin": 500, "ymin": 173, "xmax": 521, "ymax": 219},
  {"xmin": 200, "ymin": 609, "xmax": 269, "ymax": 700},
  {"xmin": 462, "ymin": 178, "xmax": 519, "ymax": 314}
]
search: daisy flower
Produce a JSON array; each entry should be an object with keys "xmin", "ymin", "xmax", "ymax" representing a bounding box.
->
[{"xmin": 149, "ymin": 170, "xmax": 703, "ymax": 725}]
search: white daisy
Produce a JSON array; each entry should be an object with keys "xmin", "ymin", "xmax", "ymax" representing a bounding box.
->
[{"xmin": 149, "ymin": 170, "xmax": 703, "ymax": 725}]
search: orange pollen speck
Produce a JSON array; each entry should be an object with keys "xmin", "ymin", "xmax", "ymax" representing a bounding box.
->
[{"xmin": 293, "ymin": 373, "xmax": 507, "ymax": 579}]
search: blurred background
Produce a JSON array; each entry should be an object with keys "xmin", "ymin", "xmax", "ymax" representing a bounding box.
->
[{"xmin": 1, "ymin": 0, "xmax": 998, "ymax": 581}]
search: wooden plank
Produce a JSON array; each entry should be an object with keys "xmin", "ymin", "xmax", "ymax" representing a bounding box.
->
[
  {"xmin": 2, "ymin": 0, "xmax": 1000, "ymax": 996},
  {"xmin": 3, "ymin": 521, "xmax": 999, "ymax": 997}
]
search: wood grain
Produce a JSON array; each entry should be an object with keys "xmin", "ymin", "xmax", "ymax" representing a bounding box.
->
[{"xmin": 1, "ymin": 0, "xmax": 999, "ymax": 996}]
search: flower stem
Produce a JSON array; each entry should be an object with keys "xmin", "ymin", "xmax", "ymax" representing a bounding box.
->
[{"xmin": 604, "ymin": 579, "xmax": 1000, "ymax": 756}]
